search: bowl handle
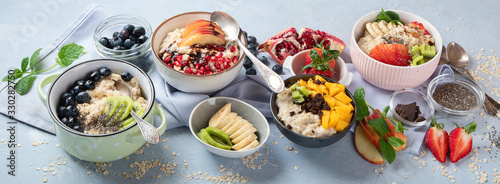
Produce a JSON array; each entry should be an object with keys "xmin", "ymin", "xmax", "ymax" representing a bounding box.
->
[
  {"xmin": 38, "ymin": 73, "xmax": 60, "ymax": 107},
  {"xmin": 338, "ymin": 71, "xmax": 353, "ymax": 86},
  {"xmin": 126, "ymin": 102, "xmax": 168, "ymax": 143},
  {"xmin": 282, "ymin": 55, "xmax": 294, "ymax": 74}
]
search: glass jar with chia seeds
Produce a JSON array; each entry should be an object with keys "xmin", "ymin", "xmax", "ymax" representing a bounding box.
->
[
  {"xmin": 427, "ymin": 73, "xmax": 485, "ymax": 120},
  {"xmin": 93, "ymin": 15, "xmax": 154, "ymax": 73}
]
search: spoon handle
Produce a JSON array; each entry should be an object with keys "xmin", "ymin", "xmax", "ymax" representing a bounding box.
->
[
  {"xmin": 131, "ymin": 111, "xmax": 160, "ymax": 144},
  {"xmin": 236, "ymin": 40, "xmax": 284, "ymax": 93}
]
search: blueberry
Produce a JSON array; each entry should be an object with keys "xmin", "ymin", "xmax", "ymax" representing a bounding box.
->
[
  {"xmin": 58, "ymin": 106, "xmax": 68, "ymax": 117},
  {"xmin": 110, "ymin": 37, "xmax": 123, "ymax": 48},
  {"xmin": 121, "ymin": 71, "xmax": 133, "ymax": 82},
  {"xmin": 272, "ymin": 64, "xmax": 283, "ymax": 74},
  {"xmin": 66, "ymin": 105, "xmax": 79, "ymax": 117},
  {"xmin": 119, "ymin": 29, "xmax": 130, "ymax": 40},
  {"xmin": 132, "ymin": 26, "xmax": 146, "ymax": 37},
  {"xmin": 243, "ymin": 58, "xmax": 253, "ymax": 69},
  {"xmin": 259, "ymin": 56, "xmax": 269, "ymax": 65},
  {"xmin": 242, "ymin": 31, "xmax": 248, "ymax": 39},
  {"xmin": 75, "ymin": 92, "xmax": 91, "ymax": 104},
  {"xmin": 60, "ymin": 92, "xmax": 72, "ymax": 105},
  {"xmin": 65, "ymin": 96, "xmax": 76, "ymax": 106},
  {"xmin": 250, "ymin": 50, "xmax": 258, "ymax": 57},
  {"xmin": 112, "ymin": 31, "xmax": 120, "ymax": 38},
  {"xmin": 130, "ymin": 43, "xmax": 140, "ymax": 50},
  {"xmin": 88, "ymin": 70, "xmax": 102, "ymax": 82},
  {"xmin": 246, "ymin": 68, "xmax": 256, "ymax": 75},
  {"xmin": 113, "ymin": 46, "xmax": 126, "ymax": 50},
  {"xmin": 123, "ymin": 24, "xmax": 135, "ymax": 33},
  {"xmin": 60, "ymin": 117, "xmax": 69, "ymax": 125},
  {"xmin": 137, "ymin": 35, "xmax": 148, "ymax": 44},
  {"xmin": 99, "ymin": 37, "xmax": 111, "ymax": 48},
  {"xmin": 99, "ymin": 67, "xmax": 111, "ymax": 77},
  {"xmin": 128, "ymin": 35, "xmax": 136, "ymax": 42},
  {"xmin": 74, "ymin": 79, "xmax": 85, "ymax": 87},
  {"xmin": 247, "ymin": 36, "xmax": 257, "ymax": 44},
  {"xmin": 247, "ymin": 43, "xmax": 257, "ymax": 51},
  {"xmin": 82, "ymin": 80, "xmax": 95, "ymax": 91},
  {"xmin": 67, "ymin": 117, "xmax": 80, "ymax": 127},
  {"xmin": 123, "ymin": 39, "xmax": 134, "ymax": 49}
]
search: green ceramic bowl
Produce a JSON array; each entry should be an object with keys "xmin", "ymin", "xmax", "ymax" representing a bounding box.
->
[{"xmin": 38, "ymin": 59, "xmax": 167, "ymax": 162}]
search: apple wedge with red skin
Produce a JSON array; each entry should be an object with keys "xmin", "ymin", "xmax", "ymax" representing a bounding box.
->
[
  {"xmin": 355, "ymin": 123, "xmax": 384, "ymax": 165},
  {"xmin": 181, "ymin": 20, "xmax": 212, "ymax": 38},
  {"xmin": 179, "ymin": 25, "xmax": 226, "ymax": 47},
  {"xmin": 360, "ymin": 110, "xmax": 407, "ymax": 151}
]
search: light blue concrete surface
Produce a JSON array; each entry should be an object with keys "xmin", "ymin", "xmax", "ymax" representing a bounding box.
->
[{"xmin": 1, "ymin": 0, "xmax": 500, "ymax": 183}]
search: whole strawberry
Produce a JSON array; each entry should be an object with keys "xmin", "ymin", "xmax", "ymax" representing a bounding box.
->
[
  {"xmin": 425, "ymin": 117, "xmax": 448, "ymax": 163},
  {"xmin": 449, "ymin": 122, "xmax": 476, "ymax": 163},
  {"xmin": 302, "ymin": 40, "xmax": 339, "ymax": 78}
]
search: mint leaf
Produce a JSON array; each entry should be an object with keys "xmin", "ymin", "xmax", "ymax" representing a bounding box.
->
[
  {"xmin": 57, "ymin": 42, "xmax": 85, "ymax": 67},
  {"xmin": 15, "ymin": 74, "xmax": 36, "ymax": 95},
  {"xmin": 387, "ymin": 137, "xmax": 404, "ymax": 148},
  {"xmin": 2, "ymin": 69, "xmax": 23, "ymax": 82},
  {"xmin": 21, "ymin": 57, "xmax": 29, "ymax": 72},
  {"xmin": 354, "ymin": 87, "xmax": 370, "ymax": 121},
  {"xmin": 385, "ymin": 11, "xmax": 400, "ymax": 21},
  {"xmin": 395, "ymin": 121, "xmax": 408, "ymax": 133},
  {"xmin": 379, "ymin": 139, "xmax": 396, "ymax": 164},
  {"xmin": 368, "ymin": 118, "xmax": 389, "ymax": 136},
  {"xmin": 30, "ymin": 48, "xmax": 42, "ymax": 71},
  {"xmin": 382, "ymin": 106, "xmax": 390, "ymax": 116}
]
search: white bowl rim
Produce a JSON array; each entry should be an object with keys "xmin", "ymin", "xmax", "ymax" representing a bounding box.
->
[
  {"xmin": 188, "ymin": 96, "xmax": 270, "ymax": 154},
  {"xmin": 47, "ymin": 58, "xmax": 155, "ymax": 137},
  {"xmin": 151, "ymin": 11, "xmax": 245, "ymax": 78},
  {"xmin": 351, "ymin": 9, "xmax": 443, "ymax": 69}
]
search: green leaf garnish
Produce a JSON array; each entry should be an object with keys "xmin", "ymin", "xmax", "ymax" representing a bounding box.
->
[
  {"xmin": 368, "ymin": 118, "xmax": 390, "ymax": 136},
  {"xmin": 57, "ymin": 42, "xmax": 85, "ymax": 67},
  {"xmin": 29, "ymin": 48, "xmax": 42, "ymax": 71},
  {"xmin": 377, "ymin": 8, "xmax": 404, "ymax": 25},
  {"xmin": 301, "ymin": 39, "xmax": 339, "ymax": 72},
  {"xmin": 379, "ymin": 139, "xmax": 396, "ymax": 164},
  {"xmin": 354, "ymin": 87, "xmax": 370, "ymax": 121},
  {"xmin": 14, "ymin": 74, "xmax": 36, "ymax": 95},
  {"xmin": 21, "ymin": 57, "xmax": 29, "ymax": 73}
]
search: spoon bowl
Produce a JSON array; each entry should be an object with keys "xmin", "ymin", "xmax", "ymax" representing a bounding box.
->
[{"xmin": 210, "ymin": 11, "xmax": 285, "ymax": 93}]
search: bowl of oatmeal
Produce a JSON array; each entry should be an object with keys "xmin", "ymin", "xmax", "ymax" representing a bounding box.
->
[
  {"xmin": 350, "ymin": 9, "xmax": 442, "ymax": 91},
  {"xmin": 270, "ymin": 74, "xmax": 357, "ymax": 148},
  {"xmin": 151, "ymin": 12, "xmax": 246, "ymax": 93},
  {"xmin": 38, "ymin": 59, "xmax": 167, "ymax": 162}
]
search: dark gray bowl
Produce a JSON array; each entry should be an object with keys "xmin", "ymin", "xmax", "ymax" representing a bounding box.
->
[{"xmin": 270, "ymin": 74, "xmax": 357, "ymax": 148}]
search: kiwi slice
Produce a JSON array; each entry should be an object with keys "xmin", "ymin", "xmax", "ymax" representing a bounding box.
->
[
  {"xmin": 103, "ymin": 96, "xmax": 121, "ymax": 119},
  {"xmin": 120, "ymin": 102, "xmax": 145, "ymax": 128},
  {"xmin": 117, "ymin": 96, "xmax": 134, "ymax": 121}
]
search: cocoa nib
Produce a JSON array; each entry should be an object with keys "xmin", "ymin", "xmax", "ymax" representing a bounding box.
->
[
  {"xmin": 395, "ymin": 102, "xmax": 426, "ymax": 122},
  {"xmin": 290, "ymin": 111, "xmax": 296, "ymax": 116},
  {"xmin": 300, "ymin": 94, "xmax": 330, "ymax": 115}
]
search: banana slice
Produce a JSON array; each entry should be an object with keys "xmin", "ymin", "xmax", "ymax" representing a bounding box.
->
[
  {"xmin": 378, "ymin": 20, "xmax": 390, "ymax": 34},
  {"xmin": 371, "ymin": 22, "xmax": 384, "ymax": 37},
  {"xmin": 207, "ymin": 103, "xmax": 260, "ymax": 151},
  {"xmin": 208, "ymin": 103, "xmax": 232, "ymax": 127},
  {"xmin": 365, "ymin": 23, "xmax": 377, "ymax": 38}
]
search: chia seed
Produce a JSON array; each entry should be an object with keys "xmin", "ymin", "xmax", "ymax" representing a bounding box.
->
[{"xmin": 432, "ymin": 83, "xmax": 477, "ymax": 111}]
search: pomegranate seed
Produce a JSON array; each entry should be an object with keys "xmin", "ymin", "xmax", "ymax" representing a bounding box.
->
[
  {"xmin": 278, "ymin": 55, "xmax": 284, "ymax": 60},
  {"xmin": 230, "ymin": 46, "xmax": 236, "ymax": 52},
  {"xmin": 175, "ymin": 55, "xmax": 183, "ymax": 61},
  {"xmin": 185, "ymin": 68, "xmax": 193, "ymax": 74},
  {"xmin": 232, "ymin": 56, "xmax": 238, "ymax": 63},
  {"xmin": 206, "ymin": 44, "xmax": 212, "ymax": 49},
  {"xmin": 220, "ymin": 47, "xmax": 226, "ymax": 52},
  {"xmin": 205, "ymin": 66, "xmax": 211, "ymax": 71},
  {"xmin": 224, "ymin": 64, "xmax": 230, "ymax": 69},
  {"xmin": 204, "ymin": 55, "xmax": 211, "ymax": 61},
  {"xmin": 164, "ymin": 56, "xmax": 172, "ymax": 63},
  {"xmin": 211, "ymin": 56, "xmax": 216, "ymax": 61},
  {"xmin": 214, "ymin": 63, "xmax": 221, "ymax": 69},
  {"xmin": 216, "ymin": 52, "xmax": 223, "ymax": 58},
  {"xmin": 204, "ymin": 71, "xmax": 212, "ymax": 75},
  {"xmin": 181, "ymin": 61, "xmax": 187, "ymax": 67},
  {"xmin": 168, "ymin": 63, "xmax": 173, "ymax": 68},
  {"xmin": 197, "ymin": 70, "xmax": 204, "ymax": 75},
  {"xmin": 195, "ymin": 63, "xmax": 200, "ymax": 69},
  {"xmin": 174, "ymin": 61, "xmax": 180, "ymax": 67}
]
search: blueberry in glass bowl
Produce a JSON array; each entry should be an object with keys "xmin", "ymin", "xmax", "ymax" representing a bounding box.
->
[{"xmin": 94, "ymin": 15, "xmax": 153, "ymax": 73}]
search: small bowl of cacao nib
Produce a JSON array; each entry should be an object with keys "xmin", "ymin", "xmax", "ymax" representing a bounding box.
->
[
  {"xmin": 389, "ymin": 88, "xmax": 434, "ymax": 127},
  {"xmin": 427, "ymin": 73, "xmax": 484, "ymax": 120},
  {"xmin": 270, "ymin": 74, "xmax": 357, "ymax": 148}
]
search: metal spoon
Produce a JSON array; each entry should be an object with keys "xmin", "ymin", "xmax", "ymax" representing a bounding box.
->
[
  {"xmin": 115, "ymin": 80, "xmax": 160, "ymax": 144},
  {"xmin": 210, "ymin": 11, "xmax": 284, "ymax": 93},
  {"xmin": 447, "ymin": 42, "xmax": 499, "ymax": 116},
  {"xmin": 438, "ymin": 46, "xmax": 449, "ymax": 65}
]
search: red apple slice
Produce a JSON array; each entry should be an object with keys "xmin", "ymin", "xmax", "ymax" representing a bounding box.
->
[
  {"xmin": 181, "ymin": 20, "xmax": 211, "ymax": 38},
  {"xmin": 355, "ymin": 124, "xmax": 384, "ymax": 165},
  {"xmin": 179, "ymin": 32, "xmax": 226, "ymax": 47}
]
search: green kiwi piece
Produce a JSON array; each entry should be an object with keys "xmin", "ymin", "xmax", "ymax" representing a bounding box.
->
[
  {"xmin": 120, "ymin": 102, "xmax": 145, "ymax": 128},
  {"xmin": 103, "ymin": 96, "xmax": 121, "ymax": 119},
  {"xmin": 117, "ymin": 96, "xmax": 134, "ymax": 121},
  {"xmin": 197, "ymin": 128, "xmax": 232, "ymax": 150}
]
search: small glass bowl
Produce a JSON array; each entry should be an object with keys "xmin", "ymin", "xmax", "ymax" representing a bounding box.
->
[
  {"xmin": 93, "ymin": 15, "xmax": 153, "ymax": 73},
  {"xmin": 427, "ymin": 73, "xmax": 485, "ymax": 119},
  {"xmin": 389, "ymin": 88, "xmax": 434, "ymax": 127}
]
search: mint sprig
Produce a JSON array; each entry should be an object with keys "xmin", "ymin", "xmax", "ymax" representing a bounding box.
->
[
  {"xmin": 377, "ymin": 8, "xmax": 404, "ymax": 25},
  {"xmin": 354, "ymin": 87, "xmax": 408, "ymax": 164},
  {"xmin": 3, "ymin": 42, "xmax": 85, "ymax": 95},
  {"xmin": 301, "ymin": 40, "xmax": 340, "ymax": 72}
]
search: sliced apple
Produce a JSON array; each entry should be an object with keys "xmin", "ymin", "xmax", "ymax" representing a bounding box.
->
[
  {"xmin": 361, "ymin": 110, "xmax": 408, "ymax": 151},
  {"xmin": 179, "ymin": 32, "xmax": 226, "ymax": 47},
  {"xmin": 181, "ymin": 20, "xmax": 211, "ymax": 38},
  {"xmin": 355, "ymin": 124, "xmax": 384, "ymax": 165}
]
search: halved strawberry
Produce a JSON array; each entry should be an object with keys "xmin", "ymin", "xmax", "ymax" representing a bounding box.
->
[
  {"xmin": 369, "ymin": 44, "xmax": 411, "ymax": 66},
  {"xmin": 302, "ymin": 41, "xmax": 339, "ymax": 78},
  {"xmin": 449, "ymin": 122, "xmax": 476, "ymax": 163},
  {"xmin": 425, "ymin": 118, "xmax": 448, "ymax": 163}
]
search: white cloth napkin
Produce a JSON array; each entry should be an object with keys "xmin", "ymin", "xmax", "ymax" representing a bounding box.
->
[{"xmin": 0, "ymin": 4, "xmax": 441, "ymax": 155}]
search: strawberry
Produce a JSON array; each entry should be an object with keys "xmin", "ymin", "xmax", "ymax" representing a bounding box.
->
[
  {"xmin": 368, "ymin": 44, "xmax": 411, "ymax": 66},
  {"xmin": 409, "ymin": 21, "xmax": 430, "ymax": 35},
  {"xmin": 425, "ymin": 118, "xmax": 449, "ymax": 163},
  {"xmin": 302, "ymin": 40, "xmax": 339, "ymax": 78},
  {"xmin": 449, "ymin": 122, "xmax": 477, "ymax": 163}
]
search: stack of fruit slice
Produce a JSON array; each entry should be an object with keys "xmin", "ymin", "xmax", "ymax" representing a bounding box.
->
[
  {"xmin": 178, "ymin": 20, "xmax": 227, "ymax": 47},
  {"xmin": 104, "ymin": 96, "xmax": 145, "ymax": 129}
]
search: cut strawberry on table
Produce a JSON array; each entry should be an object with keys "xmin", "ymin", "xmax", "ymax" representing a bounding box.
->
[
  {"xmin": 301, "ymin": 41, "xmax": 339, "ymax": 79},
  {"xmin": 369, "ymin": 44, "xmax": 411, "ymax": 66},
  {"xmin": 449, "ymin": 122, "xmax": 476, "ymax": 163},
  {"xmin": 425, "ymin": 117, "xmax": 449, "ymax": 163}
]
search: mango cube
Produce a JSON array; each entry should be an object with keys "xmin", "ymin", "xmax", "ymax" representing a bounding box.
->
[
  {"xmin": 334, "ymin": 92, "xmax": 352, "ymax": 104},
  {"xmin": 329, "ymin": 111, "xmax": 339, "ymax": 128},
  {"xmin": 315, "ymin": 75, "xmax": 326, "ymax": 82},
  {"xmin": 335, "ymin": 120, "xmax": 349, "ymax": 132},
  {"xmin": 322, "ymin": 110, "xmax": 330, "ymax": 129}
]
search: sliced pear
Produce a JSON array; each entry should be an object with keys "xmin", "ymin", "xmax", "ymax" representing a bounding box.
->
[
  {"xmin": 229, "ymin": 122, "xmax": 256, "ymax": 140},
  {"xmin": 208, "ymin": 103, "xmax": 232, "ymax": 127},
  {"xmin": 239, "ymin": 139, "xmax": 259, "ymax": 151},
  {"xmin": 222, "ymin": 118, "xmax": 244, "ymax": 135},
  {"xmin": 232, "ymin": 128, "xmax": 257, "ymax": 144},
  {"xmin": 212, "ymin": 112, "xmax": 237, "ymax": 130},
  {"xmin": 232, "ymin": 133, "xmax": 258, "ymax": 151}
]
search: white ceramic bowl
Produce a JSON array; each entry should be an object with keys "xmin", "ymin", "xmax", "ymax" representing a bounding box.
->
[
  {"xmin": 151, "ymin": 12, "xmax": 246, "ymax": 93},
  {"xmin": 189, "ymin": 97, "xmax": 270, "ymax": 158},
  {"xmin": 38, "ymin": 59, "xmax": 167, "ymax": 162},
  {"xmin": 350, "ymin": 10, "xmax": 442, "ymax": 91},
  {"xmin": 283, "ymin": 49, "xmax": 353, "ymax": 86}
]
